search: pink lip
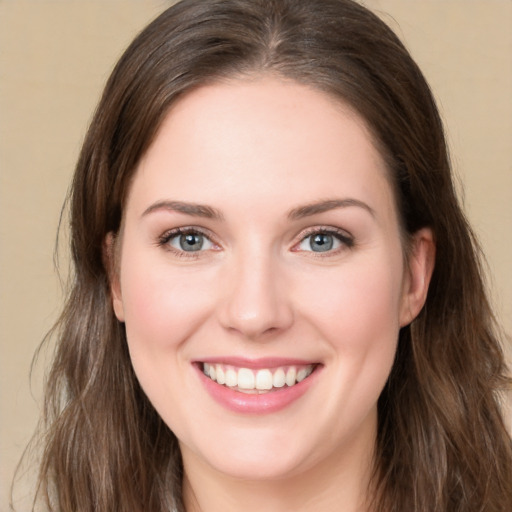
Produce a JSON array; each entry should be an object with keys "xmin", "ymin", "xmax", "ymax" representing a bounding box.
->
[{"xmin": 194, "ymin": 361, "xmax": 321, "ymax": 414}]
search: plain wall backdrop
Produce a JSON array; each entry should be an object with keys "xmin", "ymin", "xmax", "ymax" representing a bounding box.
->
[{"xmin": 1, "ymin": 1, "xmax": 511, "ymax": 509}]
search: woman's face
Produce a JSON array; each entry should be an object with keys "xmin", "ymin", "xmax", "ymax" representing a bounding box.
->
[{"xmin": 111, "ymin": 77, "xmax": 432, "ymax": 482}]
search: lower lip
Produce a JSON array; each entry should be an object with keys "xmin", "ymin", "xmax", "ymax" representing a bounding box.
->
[{"xmin": 195, "ymin": 364, "xmax": 320, "ymax": 414}]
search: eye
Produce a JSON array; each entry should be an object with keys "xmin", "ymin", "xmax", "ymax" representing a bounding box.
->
[
  {"xmin": 296, "ymin": 229, "xmax": 354, "ymax": 253},
  {"xmin": 160, "ymin": 228, "xmax": 215, "ymax": 254},
  {"xmin": 300, "ymin": 233, "xmax": 337, "ymax": 252}
]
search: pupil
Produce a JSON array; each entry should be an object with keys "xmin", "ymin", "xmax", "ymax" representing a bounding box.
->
[
  {"xmin": 180, "ymin": 233, "xmax": 203, "ymax": 251},
  {"xmin": 312, "ymin": 234, "xmax": 333, "ymax": 252}
]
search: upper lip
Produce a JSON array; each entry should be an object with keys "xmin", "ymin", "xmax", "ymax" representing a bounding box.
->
[{"xmin": 193, "ymin": 356, "xmax": 319, "ymax": 369}]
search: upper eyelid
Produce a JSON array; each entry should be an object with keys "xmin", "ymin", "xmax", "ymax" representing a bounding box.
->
[
  {"xmin": 295, "ymin": 225, "xmax": 353, "ymax": 240},
  {"xmin": 160, "ymin": 226, "xmax": 215, "ymax": 240}
]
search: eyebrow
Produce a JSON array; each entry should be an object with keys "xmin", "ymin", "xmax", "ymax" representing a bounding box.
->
[
  {"xmin": 287, "ymin": 198, "xmax": 375, "ymax": 220},
  {"xmin": 141, "ymin": 198, "xmax": 374, "ymax": 222},
  {"xmin": 142, "ymin": 200, "xmax": 224, "ymax": 220}
]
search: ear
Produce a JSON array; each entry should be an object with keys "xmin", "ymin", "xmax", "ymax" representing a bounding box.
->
[
  {"xmin": 103, "ymin": 232, "xmax": 125, "ymax": 322},
  {"xmin": 399, "ymin": 227, "xmax": 435, "ymax": 327}
]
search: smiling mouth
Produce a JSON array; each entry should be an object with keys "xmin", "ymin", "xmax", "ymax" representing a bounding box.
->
[{"xmin": 202, "ymin": 362, "xmax": 317, "ymax": 394}]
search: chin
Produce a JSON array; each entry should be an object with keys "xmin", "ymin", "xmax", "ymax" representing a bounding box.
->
[
  {"xmin": 182, "ymin": 428, "xmax": 313, "ymax": 482},
  {"xmin": 210, "ymin": 453, "xmax": 307, "ymax": 482}
]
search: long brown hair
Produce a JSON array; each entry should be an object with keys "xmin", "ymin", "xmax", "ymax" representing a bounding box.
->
[{"xmin": 28, "ymin": 1, "xmax": 512, "ymax": 511}]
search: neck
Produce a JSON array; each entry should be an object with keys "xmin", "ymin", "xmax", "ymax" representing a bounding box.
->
[{"xmin": 181, "ymin": 415, "xmax": 378, "ymax": 512}]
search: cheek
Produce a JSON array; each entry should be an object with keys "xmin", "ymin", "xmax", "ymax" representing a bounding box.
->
[
  {"xmin": 119, "ymin": 256, "xmax": 217, "ymax": 356},
  {"xmin": 118, "ymin": 257, "xmax": 218, "ymax": 431},
  {"xmin": 294, "ymin": 253, "xmax": 403, "ymax": 401},
  {"xmin": 298, "ymin": 256, "xmax": 403, "ymax": 342}
]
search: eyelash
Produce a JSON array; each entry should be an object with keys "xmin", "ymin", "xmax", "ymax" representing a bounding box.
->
[
  {"xmin": 294, "ymin": 226, "xmax": 355, "ymax": 256},
  {"xmin": 156, "ymin": 226, "xmax": 355, "ymax": 258},
  {"xmin": 157, "ymin": 227, "xmax": 217, "ymax": 259}
]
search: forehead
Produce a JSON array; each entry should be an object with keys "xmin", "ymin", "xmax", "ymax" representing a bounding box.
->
[{"xmin": 126, "ymin": 76, "xmax": 396, "ymax": 221}]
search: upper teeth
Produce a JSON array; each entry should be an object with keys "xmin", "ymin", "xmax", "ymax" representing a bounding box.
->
[{"xmin": 203, "ymin": 363, "xmax": 314, "ymax": 393}]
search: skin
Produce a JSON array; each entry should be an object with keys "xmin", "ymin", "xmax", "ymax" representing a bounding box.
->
[{"xmin": 109, "ymin": 76, "xmax": 434, "ymax": 512}]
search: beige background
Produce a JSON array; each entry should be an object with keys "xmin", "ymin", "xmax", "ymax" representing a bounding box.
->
[{"xmin": 1, "ymin": 1, "xmax": 511, "ymax": 509}]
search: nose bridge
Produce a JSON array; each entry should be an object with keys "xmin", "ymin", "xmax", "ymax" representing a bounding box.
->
[{"xmin": 219, "ymin": 240, "xmax": 293, "ymax": 339}]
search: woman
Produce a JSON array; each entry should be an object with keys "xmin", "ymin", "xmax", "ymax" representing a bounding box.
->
[{"xmin": 31, "ymin": 0, "xmax": 512, "ymax": 511}]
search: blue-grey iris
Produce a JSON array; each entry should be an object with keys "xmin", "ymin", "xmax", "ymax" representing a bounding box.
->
[
  {"xmin": 180, "ymin": 233, "xmax": 204, "ymax": 251},
  {"xmin": 311, "ymin": 234, "xmax": 334, "ymax": 252}
]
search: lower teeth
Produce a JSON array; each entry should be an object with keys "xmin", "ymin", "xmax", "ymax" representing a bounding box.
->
[{"xmin": 234, "ymin": 386, "xmax": 281, "ymax": 394}]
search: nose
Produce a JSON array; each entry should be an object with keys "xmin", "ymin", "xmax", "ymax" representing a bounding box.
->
[{"xmin": 217, "ymin": 249, "xmax": 294, "ymax": 341}]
